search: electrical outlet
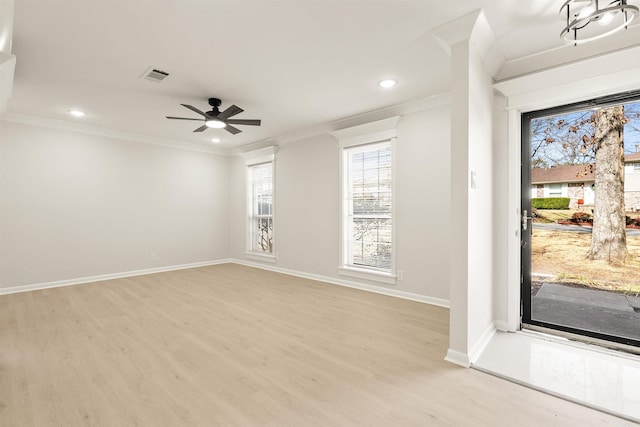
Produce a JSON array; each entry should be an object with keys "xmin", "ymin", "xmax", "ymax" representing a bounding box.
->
[
  {"xmin": 397, "ymin": 270, "xmax": 404, "ymax": 281},
  {"xmin": 150, "ymin": 253, "xmax": 157, "ymax": 261}
]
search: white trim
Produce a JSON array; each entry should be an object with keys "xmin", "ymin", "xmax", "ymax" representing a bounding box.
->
[
  {"xmin": 234, "ymin": 94, "xmax": 450, "ymax": 155},
  {"xmin": 245, "ymin": 252, "xmax": 277, "ymax": 263},
  {"xmin": 232, "ymin": 258, "xmax": 450, "ymax": 308},
  {"xmin": 239, "ymin": 145, "xmax": 278, "ymax": 166},
  {"xmin": 494, "ymin": 319, "xmax": 509, "ymax": 332},
  {"xmin": 1, "ymin": 257, "xmax": 449, "ymax": 312},
  {"xmin": 506, "ymin": 108, "xmax": 522, "ymax": 332},
  {"xmin": 468, "ymin": 323, "xmax": 497, "ymax": 365},
  {"xmin": 0, "ymin": 112, "xmax": 227, "ymax": 155},
  {"xmin": 337, "ymin": 266, "xmax": 396, "ymax": 285},
  {"xmin": 444, "ymin": 349, "xmax": 471, "ymax": 368},
  {"xmin": 337, "ymin": 129, "xmax": 398, "ymax": 277},
  {"xmin": 331, "ymin": 116, "xmax": 400, "ymax": 147},
  {"xmin": 495, "ymin": 43, "xmax": 640, "ymax": 334},
  {"xmin": 245, "ymin": 158, "xmax": 276, "ymax": 256},
  {"xmin": 494, "ymin": 45, "xmax": 640, "ymax": 112},
  {"xmin": 0, "ymin": 259, "xmax": 232, "ymax": 296},
  {"xmin": 430, "ymin": 9, "xmax": 504, "ymax": 78}
]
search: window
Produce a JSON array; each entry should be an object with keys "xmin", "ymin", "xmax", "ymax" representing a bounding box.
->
[
  {"xmin": 344, "ymin": 142, "xmax": 392, "ymax": 270},
  {"xmin": 634, "ymin": 163, "xmax": 640, "ymax": 173},
  {"xmin": 241, "ymin": 146, "xmax": 277, "ymax": 261},
  {"xmin": 332, "ymin": 117, "xmax": 398, "ymax": 284},
  {"xmin": 548, "ymin": 183, "xmax": 563, "ymax": 197},
  {"xmin": 249, "ymin": 162, "xmax": 273, "ymax": 254}
]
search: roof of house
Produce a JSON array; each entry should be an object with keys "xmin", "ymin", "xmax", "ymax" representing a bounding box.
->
[
  {"xmin": 532, "ymin": 154, "xmax": 640, "ymax": 184},
  {"xmin": 532, "ymin": 164, "xmax": 595, "ymax": 184}
]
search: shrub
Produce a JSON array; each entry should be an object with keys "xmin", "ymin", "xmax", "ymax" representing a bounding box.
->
[
  {"xmin": 571, "ymin": 212, "xmax": 592, "ymax": 223},
  {"xmin": 531, "ymin": 197, "xmax": 570, "ymax": 209}
]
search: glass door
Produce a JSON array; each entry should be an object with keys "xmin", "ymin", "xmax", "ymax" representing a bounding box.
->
[{"xmin": 521, "ymin": 91, "xmax": 640, "ymax": 349}]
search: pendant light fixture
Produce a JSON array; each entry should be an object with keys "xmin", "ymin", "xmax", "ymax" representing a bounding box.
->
[{"xmin": 560, "ymin": 0, "xmax": 639, "ymax": 45}]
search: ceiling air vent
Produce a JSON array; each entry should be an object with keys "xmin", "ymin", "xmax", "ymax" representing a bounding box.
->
[{"xmin": 141, "ymin": 67, "xmax": 169, "ymax": 83}]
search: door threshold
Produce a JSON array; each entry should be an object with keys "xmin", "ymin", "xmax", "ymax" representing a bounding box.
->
[
  {"xmin": 473, "ymin": 330, "xmax": 640, "ymax": 423},
  {"xmin": 523, "ymin": 324, "xmax": 640, "ymax": 357}
]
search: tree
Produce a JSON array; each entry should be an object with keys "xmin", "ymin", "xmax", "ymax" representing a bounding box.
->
[
  {"xmin": 530, "ymin": 102, "xmax": 640, "ymax": 263},
  {"xmin": 586, "ymin": 106, "xmax": 628, "ymax": 263},
  {"xmin": 530, "ymin": 111, "xmax": 595, "ymax": 167}
]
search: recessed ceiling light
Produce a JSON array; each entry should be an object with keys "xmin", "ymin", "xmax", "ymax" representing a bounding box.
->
[
  {"xmin": 211, "ymin": 137, "xmax": 221, "ymax": 143},
  {"xmin": 68, "ymin": 109, "xmax": 85, "ymax": 117},
  {"xmin": 378, "ymin": 79, "xmax": 397, "ymax": 89}
]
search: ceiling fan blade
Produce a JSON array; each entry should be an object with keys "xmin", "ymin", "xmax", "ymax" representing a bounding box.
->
[
  {"xmin": 224, "ymin": 124, "xmax": 242, "ymax": 135},
  {"xmin": 166, "ymin": 116, "xmax": 203, "ymax": 121},
  {"xmin": 217, "ymin": 104, "xmax": 244, "ymax": 120},
  {"xmin": 193, "ymin": 124, "xmax": 209, "ymax": 132},
  {"xmin": 181, "ymin": 104, "xmax": 210, "ymax": 118},
  {"xmin": 226, "ymin": 119, "xmax": 261, "ymax": 126}
]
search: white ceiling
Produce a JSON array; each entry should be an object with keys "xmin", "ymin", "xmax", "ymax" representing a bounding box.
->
[{"xmin": 5, "ymin": 0, "xmax": 640, "ymax": 152}]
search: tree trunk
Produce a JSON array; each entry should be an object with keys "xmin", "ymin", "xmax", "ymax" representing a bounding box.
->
[{"xmin": 586, "ymin": 106, "xmax": 627, "ymax": 263}]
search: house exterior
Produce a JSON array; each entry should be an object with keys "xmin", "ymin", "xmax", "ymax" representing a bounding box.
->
[{"xmin": 531, "ymin": 153, "xmax": 640, "ymax": 211}]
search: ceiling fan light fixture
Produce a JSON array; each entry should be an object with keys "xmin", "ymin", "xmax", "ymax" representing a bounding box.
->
[
  {"xmin": 205, "ymin": 119, "xmax": 226, "ymax": 129},
  {"xmin": 599, "ymin": 11, "xmax": 614, "ymax": 25},
  {"xmin": 559, "ymin": 0, "xmax": 639, "ymax": 45}
]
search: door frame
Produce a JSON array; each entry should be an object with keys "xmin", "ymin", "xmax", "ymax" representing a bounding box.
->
[
  {"xmin": 520, "ymin": 93, "xmax": 640, "ymax": 348},
  {"xmin": 495, "ymin": 46, "xmax": 640, "ymax": 336}
]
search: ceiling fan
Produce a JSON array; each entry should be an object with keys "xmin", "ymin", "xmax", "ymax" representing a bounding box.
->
[{"xmin": 166, "ymin": 98, "xmax": 261, "ymax": 134}]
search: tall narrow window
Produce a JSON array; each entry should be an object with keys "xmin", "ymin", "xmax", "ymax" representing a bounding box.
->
[
  {"xmin": 344, "ymin": 142, "xmax": 392, "ymax": 270},
  {"xmin": 241, "ymin": 146, "xmax": 277, "ymax": 261},
  {"xmin": 332, "ymin": 117, "xmax": 398, "ymax": 284},
  {"xmin": 249, "ymin": 162, "xmax": 273, "ymax": 254}
]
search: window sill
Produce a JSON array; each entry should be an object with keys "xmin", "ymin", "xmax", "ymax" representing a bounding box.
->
[
  {"xmin": 245, "ymin": 252, "xmax": 277, "ymax": 263},
  {"xmin": 338, "ymin": 266, "xmax": 396, "ymax": 285}
]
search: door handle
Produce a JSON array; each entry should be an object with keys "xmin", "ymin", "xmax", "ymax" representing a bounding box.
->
[{"xmin": 522, "ymin": 209, "xmax": 533, "ymax": 231}]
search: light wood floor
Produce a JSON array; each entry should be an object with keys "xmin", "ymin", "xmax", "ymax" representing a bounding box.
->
[{"xmin": 0, "ymin": 263, "xmax": 633, "ymax": 426}]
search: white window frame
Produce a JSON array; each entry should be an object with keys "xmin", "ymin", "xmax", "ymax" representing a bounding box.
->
[
  {"xmin": 331, "ymin": 117, "xmax": 399, "ymax": 285},
  {"xmin": 240, "ymin": 146, "xmax": 277, "ymax": 262}
]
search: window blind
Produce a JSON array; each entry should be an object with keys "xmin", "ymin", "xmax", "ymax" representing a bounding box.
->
[{"xmin": 345, "ymin": 141, "xmax": 392, "ymax": 270}]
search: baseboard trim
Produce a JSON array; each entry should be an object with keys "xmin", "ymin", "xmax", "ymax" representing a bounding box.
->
[
  {"xmin": 231, "ymin": 258, "xmax": 450, "ymax": 308},
  {"xmin": 444, "ymin": 349, "xmax": 470, "ymax": 368},
  {"xmin": 469, "ymin": 323, "xmax": 497, "ymax": 365},
  {"xmin": 0, "ymin": 259, "xmax": 233, "ymax": 295},
  {"xmin": 444, "ymin": 323, "xmax": 496, "ymax": 368},
  {"xmin": 494, "ymin": 319, "xmax": 509, "ymax": 332},
  {"xmin": 1, "ymin": 258, "xmax": 451, "ymax": 310}
]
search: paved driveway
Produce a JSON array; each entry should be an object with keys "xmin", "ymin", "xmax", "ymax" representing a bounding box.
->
[
  {"xmin": 532, "ymin": 283, "xmax": 640, "ymax": 342},
  {"xmin": 533, "ymin": 223, "xmax": 640, "ymax": 236}
]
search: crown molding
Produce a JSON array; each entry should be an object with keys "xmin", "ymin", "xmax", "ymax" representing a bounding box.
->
[
  {"xmin": 232, "ymin": 92, "xmax": 451, "ymax": 156},
  {"xmin": 1, "ymin": 112, "xmax": 230, "ymax": 156},
  {"xmin": 431, "ymin": 9, "xmax": 505, "ymax": 78},
  {"xmin": 494, "ymin": 44, "xmax": 640, "ymax": 111}
]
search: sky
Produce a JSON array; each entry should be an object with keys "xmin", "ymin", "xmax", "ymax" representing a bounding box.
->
[{"xmin": 530, "ymin": 100, "xmax": 640, "ymax": 165}]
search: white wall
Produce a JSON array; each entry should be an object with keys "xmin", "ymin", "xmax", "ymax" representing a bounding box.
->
[
  {"xmin": 492, "ymin": 93, "xmax": 509, "ymax": 329},
  {"xmin": 465, "ymin": 41, "xmax": 494, "ymax": 355},
  {"xmin": 0, "ymin": 121, "xmax": 230, "ymax": 288},
  {"xmin": 446, "ymin": 11, "xmax": 496, "ymax": 367},
  {"xmin": 229, "ymin": 106, "xmax": 452, "ymax": 301}
]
